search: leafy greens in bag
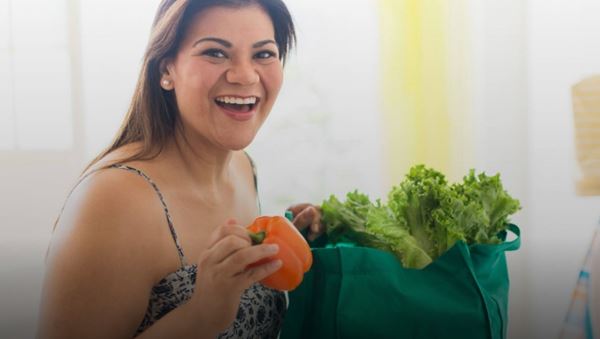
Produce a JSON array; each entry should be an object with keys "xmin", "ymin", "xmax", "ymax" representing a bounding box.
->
[{"xmin": 321, "ymin": 165, "xmax": 521, "ymax": 269}]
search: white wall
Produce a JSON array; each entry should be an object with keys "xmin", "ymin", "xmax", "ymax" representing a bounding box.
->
[
  {"xmin": 0, "ymin": 153, "xmax": 81, "ymax": 339},
  {"xmin": 81, "ymin": 0, "xmax": 161, "ymax": 160},
  {"xmin": 528, "ymin": 0, "xmax": 600, "ymax": 338},
  {"xmin": 0, "ymin": 1, "xmax": 81, "ymax": 337}
]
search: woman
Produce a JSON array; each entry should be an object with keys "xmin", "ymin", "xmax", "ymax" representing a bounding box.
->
[{"xmin": 37, "ymin": 0, "xmax": 323, "ymax": 338}]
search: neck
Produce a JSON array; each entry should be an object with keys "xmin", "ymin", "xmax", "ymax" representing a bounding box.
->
[{"xmin": 164, "ymin": 128, "xmax": 236, "ymax": 191}]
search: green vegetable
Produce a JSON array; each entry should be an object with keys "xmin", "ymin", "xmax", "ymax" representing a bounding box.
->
[{"xmin": 321, "ymin": 165, "xmax": 521, "ymax": 269}]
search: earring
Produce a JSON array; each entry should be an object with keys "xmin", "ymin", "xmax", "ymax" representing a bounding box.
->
[{"xmin": 162, "ymin": 79, "xmax": 171, "ymax": 87}]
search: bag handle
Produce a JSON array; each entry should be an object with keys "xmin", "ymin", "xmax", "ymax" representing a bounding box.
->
[{"xmin": 496, "ymin": 224, "xmax": 521, "ymax": 252}]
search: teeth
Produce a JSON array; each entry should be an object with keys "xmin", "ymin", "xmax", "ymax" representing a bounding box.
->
[{"xmin": 215, "ymin": 96, "xmax": 257, "ymax": 105}]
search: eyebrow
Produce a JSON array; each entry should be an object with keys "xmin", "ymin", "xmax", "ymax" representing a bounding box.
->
[
  {"xmin": 192, "ymin": 37, "xmax": 277, "ymax": 49},
  {"xmin": 252, "ymin": 39, "xmax": 277, "ymax": 48},
  {"xmin": 193, "ymin": 37, "xmax": 232, "ymax": 48}
]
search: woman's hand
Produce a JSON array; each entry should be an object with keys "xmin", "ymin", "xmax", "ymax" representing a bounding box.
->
[
  {"xmin": 190, "ymin": 219, "xmax": 282, "ymax": 334},
  {"xmin": 286, "ymin": 203, "xmax": 325, "ymax": 241}
]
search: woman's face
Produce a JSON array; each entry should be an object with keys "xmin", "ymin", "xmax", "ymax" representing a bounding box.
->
[{"xmin": 163, "ymin": 4, "xmax": 283, "ymax": 150}]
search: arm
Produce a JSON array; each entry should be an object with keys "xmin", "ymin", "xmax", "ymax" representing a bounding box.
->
[
  {"xmin": 37, "ymin": 170, "xmax": 281, "ymax": 338},
  {"xmin": 37, "ymin": 170, "xmax": 171, "ymax": 338}
]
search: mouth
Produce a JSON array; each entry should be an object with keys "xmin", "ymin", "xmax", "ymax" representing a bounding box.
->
[{"xmin": 214, "ymin": 95, "xmax": 260, "ymax": 113}]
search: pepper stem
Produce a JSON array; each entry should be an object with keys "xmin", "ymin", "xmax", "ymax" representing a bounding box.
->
[{"xmin": 248, "ymin": 230, "xmax": 266, "ymax": 245}]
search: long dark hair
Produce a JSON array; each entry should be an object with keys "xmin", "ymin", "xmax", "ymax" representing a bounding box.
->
[{"xmin": 84, "ymin": 0, "xmax": 296, "ymax": 172}]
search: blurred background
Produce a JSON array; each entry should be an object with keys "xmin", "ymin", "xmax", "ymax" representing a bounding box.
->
[{"xmin": 1, "ymin": 0, "xmax": 600, "ymax": 338}]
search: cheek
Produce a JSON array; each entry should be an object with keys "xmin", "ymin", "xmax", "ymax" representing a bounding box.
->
[
  {"xmin": 177, "ymin": 69, "xmax": 222, "ymax": 108},
  {"xmin": 187, "ymin": 69, "xmax": 220, "ymax": 93},
  {"xmin": 263, "ymin": 66, "xmax": 283, "ymax": 98}
]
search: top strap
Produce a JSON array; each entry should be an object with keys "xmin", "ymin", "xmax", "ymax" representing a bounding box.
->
[
  {"xmin": 243, "ymin": 151, "xmax": 262, "ymax": 214},
  {"xmin": 111, "ymin": 164, "xmax": 188, "ymax": 267}
]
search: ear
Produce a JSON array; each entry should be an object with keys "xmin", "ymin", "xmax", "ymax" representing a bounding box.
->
[{"xmin": 159, "ymin": 58, "xmax": 175, "ymax": 91}]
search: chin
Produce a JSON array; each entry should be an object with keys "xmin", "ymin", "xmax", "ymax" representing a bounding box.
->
[{"xmin": 219, "ymin": 134, "xmax": 256, "ymax": 151}]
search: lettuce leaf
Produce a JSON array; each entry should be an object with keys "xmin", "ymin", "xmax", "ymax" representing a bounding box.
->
[{"xmin": 320, "ymin": 165, "xmax": 520, "ymax": 269}]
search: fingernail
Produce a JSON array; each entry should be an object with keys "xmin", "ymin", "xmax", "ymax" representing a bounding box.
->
[
  {"xmin": 266, "ymin": 244, "xmax": 279, "ymax": 253},
  {"xmin": 270, "ymin": 260, "xmax": 282, "ymax": 269}
]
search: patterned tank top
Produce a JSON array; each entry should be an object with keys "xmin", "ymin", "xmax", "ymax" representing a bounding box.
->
[{"xmin": 84, "ymin": 156, "xmax": 287, "ymax": 338}]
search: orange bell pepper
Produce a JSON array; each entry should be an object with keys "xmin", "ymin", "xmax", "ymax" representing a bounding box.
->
[{"xmin": 247, "ymin": 215, "xmax": 313, "ymax": 291}]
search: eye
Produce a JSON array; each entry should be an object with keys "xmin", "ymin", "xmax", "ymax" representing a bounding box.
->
[
  {"xmin": 202, "ymin": 48, "xmax": 228, "ymax": 59},
  {"xmin": 254, "ymin": 50, "xmax": 277, "ymax": 60}
]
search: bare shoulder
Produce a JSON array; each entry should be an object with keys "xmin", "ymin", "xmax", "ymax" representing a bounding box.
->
[
  {"xmin": 39, "ymin": 166, "xmax": 170, "ymax": 338},
  {"xmin": 52, "ymin": 164, "xmax": 166, "ymax": 253},
  {"xmin": 235, "ymin": 150, "xmax": 257, "ymax": 184}
]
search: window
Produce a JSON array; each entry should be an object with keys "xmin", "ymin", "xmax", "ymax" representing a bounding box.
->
[{"xmin": 0, "ymin": 0, "xmax": 73, "ymax": 151}]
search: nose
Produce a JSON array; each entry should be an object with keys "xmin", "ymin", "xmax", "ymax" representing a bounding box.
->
[{"xmin": 226, "ymin": 60, "xmax": 260, "ymax": 85}]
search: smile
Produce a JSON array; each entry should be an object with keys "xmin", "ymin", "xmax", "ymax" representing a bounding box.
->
[{"xmin": 214, "ymin": 96, "xmax": 260, "ymax": 113}]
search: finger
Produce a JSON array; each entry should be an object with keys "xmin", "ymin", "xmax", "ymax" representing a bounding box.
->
[
  {"xmin": 295, "ymin": 205, "xmax": 324, "ymax": 241},
  {"xmin": 240, "ymin": 259, "xmax": 283, "ymax": 286},
  {"xmin": 286, "ymin": 203, "xmax": 312, "ymax": 217},
  {"xmin": 307, "ymin": 229, "xmax": 324, "ymax": 242},
  {"xmin": 204, "ymin": 235, "xmax": 252, "ymax": 265},
  {"xmin": 206, "ymin": 220, "xmax": 251, "ymax": 250},
  {"xmin": 310, "ymin": 207, "xmax": 323, "ymax": 233},
  {"xmin": 292, "ymin": 205, "xmax": 319, "ymax": 231},
  {"xmin": 221, "ymin": 243, "xmax": 280, "ymax": 275},
  {"xmin": 308, "ymin": 218, "xmax": 324, "ymax": 242}
]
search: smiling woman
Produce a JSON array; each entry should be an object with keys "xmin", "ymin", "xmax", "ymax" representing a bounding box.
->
[
  {"xmin": 158, "ymin": 3, "xmax": 284, "ymax": 151},
  {"xmin": 36, "ymin": 1, "xmax": 324, "ymax": 338}
]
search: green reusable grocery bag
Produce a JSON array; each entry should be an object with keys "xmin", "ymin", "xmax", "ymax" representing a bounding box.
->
[{"xmin": 280, "ymin": 224, "xmax": 520, "ymax": 339}]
